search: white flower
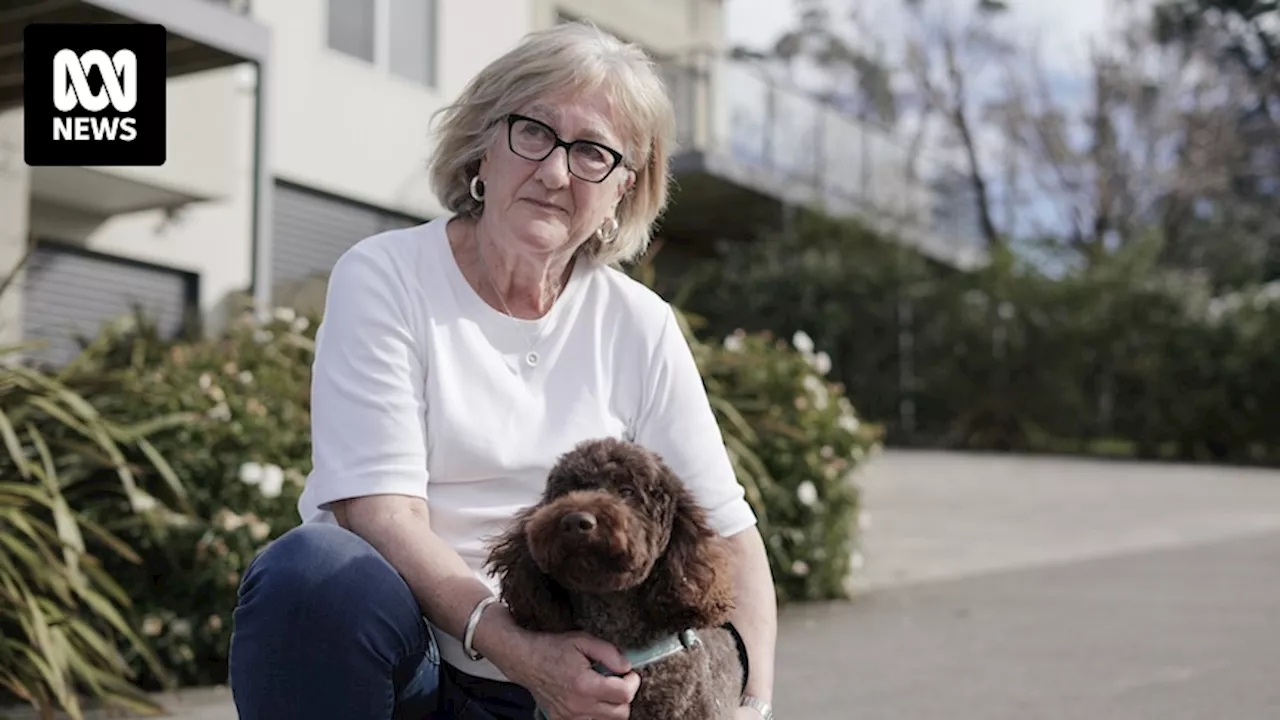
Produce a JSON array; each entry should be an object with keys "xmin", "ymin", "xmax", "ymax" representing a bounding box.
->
[
  {"xmin": 170, "ymin": 619, "xmax": 192, "ymax": 637},
  {"xmin": 239, "ymin": 461, "xmax": 285, "ymax": 498},
  {"xmin": 723, "ymin": 332, "xmax": 745, "ymax": 352},
  {"xmin": 259, "ymin": 464, "xmax": 285, "ymax": 499},
  {"xmin": 792, "ymin": 330, "xmax": 814, "ymax": 355},
  {"xmin": 207, "ymin": 403, "xmax": 232, "ymax": 421},
  {"xmin": 273, "ymin": 306, "xmax": 296, "ymax": 323},
  {"xmin": 238, "ymin": 370, "xmax": 254, "ymax": 384},
  {"xmin": 239, "ymin": 461, "xmax": 264, "ymax": 485},
  {"xmin": 253, "ymin": 329, "xmax": 274, "ymax": 344},
  {"xmin": 838, "ymin": 413, "xmax": 861, "ymax": 434},
  {"xmin": 791, "ymin": 560, "xmax": 810, "ymax": 576},
  {"xmin": 802, "ymin": 375, "xmax": 829, "ymax": 410},
  {"xmin": 796, "ymin": 480, "xmax": 818, "ymax": 506},
  {"xmin": 293, "ymin": 316, "xmax": 311, "ymax": 333},
  {"xmin": 811, "ymin": 351, "xmax": 832, "ymax": 375},
  {"xmin": 198, "ymin": 372, "xmax": 212, "ymax": 391}
]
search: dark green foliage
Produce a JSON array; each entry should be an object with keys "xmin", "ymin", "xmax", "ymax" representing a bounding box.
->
[{"xmin": 679, "ymin": 209, "xmax": 1280, "ymax": 464}]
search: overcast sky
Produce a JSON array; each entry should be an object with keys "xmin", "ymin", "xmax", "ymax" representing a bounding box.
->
[{"xmin": 725, "ymin": 0, "xmax": 1122, "ymax": 75}]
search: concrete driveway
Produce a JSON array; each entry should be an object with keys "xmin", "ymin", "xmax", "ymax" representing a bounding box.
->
[
  {"xmin": 774, "ymin": 449, "xmax": 1280, "ymax": 719},
  {"xmin": 7, "ymin": 450, "xmax": 1280, "ymax": 719}
]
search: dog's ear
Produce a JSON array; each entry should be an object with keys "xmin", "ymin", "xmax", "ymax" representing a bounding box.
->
[
  {"xmin": 641, "ymin": 479, "xmax": 736, "ymax": 632},
  {"xmin": 485, "ymin": 510, "xmax": 576, "ymax": 633}
]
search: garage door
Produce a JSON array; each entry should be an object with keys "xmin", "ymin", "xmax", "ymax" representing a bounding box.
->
[
  {"xmin": 22, "ymin": 242, "xmax": 198, "ymax": 367},
  {"xmin": 271, "ymin": 181, "xmax": 424, "ymax": 308}
]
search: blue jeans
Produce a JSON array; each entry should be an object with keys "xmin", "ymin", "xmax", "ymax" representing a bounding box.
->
[{"xmin": 229, "ymin": 523, "xmax": 537, "ymax": 719}]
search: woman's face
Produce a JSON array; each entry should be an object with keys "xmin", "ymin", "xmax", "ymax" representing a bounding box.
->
[{"xmin": 476, "ymin": 88, "xmax": 636, "ymax": 257}]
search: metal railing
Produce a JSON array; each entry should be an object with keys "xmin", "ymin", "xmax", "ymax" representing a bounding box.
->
[
  {"xmin": 659, "ymin": 51, "xmax": 986, "ymax": 264},
  {"xmin": 201, "ymin": 0, "xmax": 252, "ymax": 13}
]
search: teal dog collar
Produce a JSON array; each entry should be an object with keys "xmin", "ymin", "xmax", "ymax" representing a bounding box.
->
[{"xmin": 533, "ymin": 630, "xmax": 702, "ymax": 720}]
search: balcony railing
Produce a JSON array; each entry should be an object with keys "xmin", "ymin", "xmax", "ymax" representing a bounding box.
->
[
  {"xmin": 201, "ymin": 0, "xmax": 252, "ymax": 13},
  {"xmin": 659, "ymin": 51, "xmax": 985, "ymax": 263}
]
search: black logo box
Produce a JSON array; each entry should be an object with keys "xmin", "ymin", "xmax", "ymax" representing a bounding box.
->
[{"xmin": 24, "ymin": 23, "xmax": 167, "ymax": 167}]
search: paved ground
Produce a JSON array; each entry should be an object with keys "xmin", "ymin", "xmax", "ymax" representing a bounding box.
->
[
  {"xmin": 772, "ymin": 449, "xmax": 1280, "ymax": 719},
  {"xmin": 7, "ymin": 449, "xmax": 1280, "ymax": 719}
]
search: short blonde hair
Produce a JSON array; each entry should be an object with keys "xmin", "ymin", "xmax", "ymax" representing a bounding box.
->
[{"xmin": 428, "ymin": 21, "xmax": 676, "ymax": 266}]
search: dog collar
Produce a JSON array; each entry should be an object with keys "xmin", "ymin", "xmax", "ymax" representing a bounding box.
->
[
  {"xmin": 533, "ymin": 630, "xmax": 703, "ymax": 720},
  {"xmin": 591, "ymin": 628, "xmax": 702, "ymax": 676}
]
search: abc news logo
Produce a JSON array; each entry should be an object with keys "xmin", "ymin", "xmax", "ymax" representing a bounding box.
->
[
  {"xmin": 25, "ymin": 23, "xmax": 166, "ymax": 167},
  {"xmin": 53, "ymin": 49, "xmax": 140, "ymax": 142}
]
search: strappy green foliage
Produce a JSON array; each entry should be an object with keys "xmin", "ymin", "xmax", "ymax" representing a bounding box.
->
[{"xmin": 0, "ymin": 341, "xmax": 193, "ymax": 720}]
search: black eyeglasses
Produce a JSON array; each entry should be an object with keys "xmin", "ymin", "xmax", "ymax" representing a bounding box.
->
[{"xmin": 505, "ymin": 113, "xmax": 627, "ymax": 183}]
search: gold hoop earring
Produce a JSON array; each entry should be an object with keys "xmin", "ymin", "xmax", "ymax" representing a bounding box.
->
[
  {"xmin": 469, "ymin": 176, "xmax": 485, "ymax": 203},
  {"xmin": 597, "ymin": 217, "xmax": 620, "ymax": 243}
]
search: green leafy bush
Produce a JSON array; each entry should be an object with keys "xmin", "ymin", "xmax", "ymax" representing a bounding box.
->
[
  {"xmin": 59, "ymin": 291, "xmax": 880, "ymax": 689},
  {"xmin": 63, "ymin": 309, "xmax": 315, "ymax": 689},
  {"xmin": 680, "ymin": 312, "xmax": 883, "ymax": 603},
  {"xmin": 681, "ymin": 209, "xmax": 1280, "ymax": 465}
]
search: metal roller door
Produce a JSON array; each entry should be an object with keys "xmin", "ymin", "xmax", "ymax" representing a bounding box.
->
[
  {"xmin": 270, "ymin": 181, "xmax": 424, "ymax": 309},
  {"xmin": 22, "ymin": 242, "xmax": 198, "ymax": 367}
]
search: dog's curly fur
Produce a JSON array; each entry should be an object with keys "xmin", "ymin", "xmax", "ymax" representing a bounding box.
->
[{"xmin": 486, "ymin": 437, "xmax": 744, "ymax": 719}]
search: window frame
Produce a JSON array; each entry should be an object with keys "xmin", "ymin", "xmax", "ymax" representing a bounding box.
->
[{"xmin": 326, "ymin": 0, "xmax": 438, "ymax": 89}]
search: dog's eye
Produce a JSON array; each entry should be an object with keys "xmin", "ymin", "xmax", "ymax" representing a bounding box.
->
[{"xmin": 617, "ymin": 486, "xmax": 637, "ymax": 500}]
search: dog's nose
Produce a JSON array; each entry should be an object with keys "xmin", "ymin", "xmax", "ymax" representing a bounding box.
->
[{"xmin": 561, "ymin": 511, "xmax": 597, "ymax": 534}]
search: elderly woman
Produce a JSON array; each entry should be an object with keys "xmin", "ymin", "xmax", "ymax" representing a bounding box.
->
[{"xmin": 228, "ymin": 21, "xmax": 777, "ymax": 720}]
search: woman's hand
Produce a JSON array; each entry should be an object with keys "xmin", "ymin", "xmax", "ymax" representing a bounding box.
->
[{"xmin": 497, "ymin": 628, "xmax": 641, "ymax": 719}]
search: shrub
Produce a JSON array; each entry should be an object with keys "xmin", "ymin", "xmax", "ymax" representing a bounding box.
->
[
  {"xmin": 679, "ymin": 209, "xmax": 1280, "ymax": 465},
  {"xmin": 680, "ymin": 311, "xmax": 884, "ymax": 603},
  {"xmin": 64, "ymin": 295, "xmax": 880, "ymax": 688},
  {"xmin": 64, "ymin": 309, "xmax": 316, "ymax": 689},
  {"xmin": 0, "ymin": 343, "xmax": 190, "ymax": 720}
]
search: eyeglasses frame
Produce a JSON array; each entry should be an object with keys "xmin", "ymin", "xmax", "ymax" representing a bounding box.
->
[{"xmin": 504, "ymin": 113, "xmax": 628, "ymax": 184}]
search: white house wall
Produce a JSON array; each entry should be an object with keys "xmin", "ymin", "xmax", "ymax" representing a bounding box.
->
[
  {"xmin": 540, "ymin": 0, "xmax": 724, "ymax": 56},
  {"xmin": 251, "ymin": 0, "xmax": 533, "ymax": 221},
  {"xmin": 0, "ymin": 108, "xmax": 29, "ymax": 349},
  {"xmin": 32, "ymin": 66, "xmax": 258, "ymax": 334}
]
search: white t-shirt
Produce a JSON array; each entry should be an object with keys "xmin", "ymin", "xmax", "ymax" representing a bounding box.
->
[{"xmin": 296, "ymin": 215, "xmax": 757, "ymax": 681}]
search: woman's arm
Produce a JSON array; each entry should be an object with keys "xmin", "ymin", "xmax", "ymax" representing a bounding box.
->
[
  {"xmin": 330, "ymin": 495, "xmax": 512, "ymax": 650},
  {"xmin": 726, "ymin": 526, "xmax": 777, "ymax": 711},
  {"xmin": 311, "ymin": 244, "xmax": 520, "ymax": 650}
]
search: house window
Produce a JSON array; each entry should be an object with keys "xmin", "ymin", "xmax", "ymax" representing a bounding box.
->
[{"xmin": 326, "ymin": 0, "xmax": 438, "ymax": 88}]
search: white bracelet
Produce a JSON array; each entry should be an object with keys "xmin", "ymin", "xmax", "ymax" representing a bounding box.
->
[{"xmin": 463, "ymin": 595, "xmax": 501, "ymax": 661}]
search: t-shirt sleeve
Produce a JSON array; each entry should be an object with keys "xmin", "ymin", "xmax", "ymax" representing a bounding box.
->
[
  {"xmin": 305, "ymin": 244, "xmax": 430, "ymax": 511},
  {"xmin": 632, "ymin": 305, "xmax": 758, "ymax": 537}
]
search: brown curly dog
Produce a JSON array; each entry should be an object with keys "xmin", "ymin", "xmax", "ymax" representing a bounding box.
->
[{"xmin": 485, "ymin": 437, "xmax": 748, "ymax": 719}]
